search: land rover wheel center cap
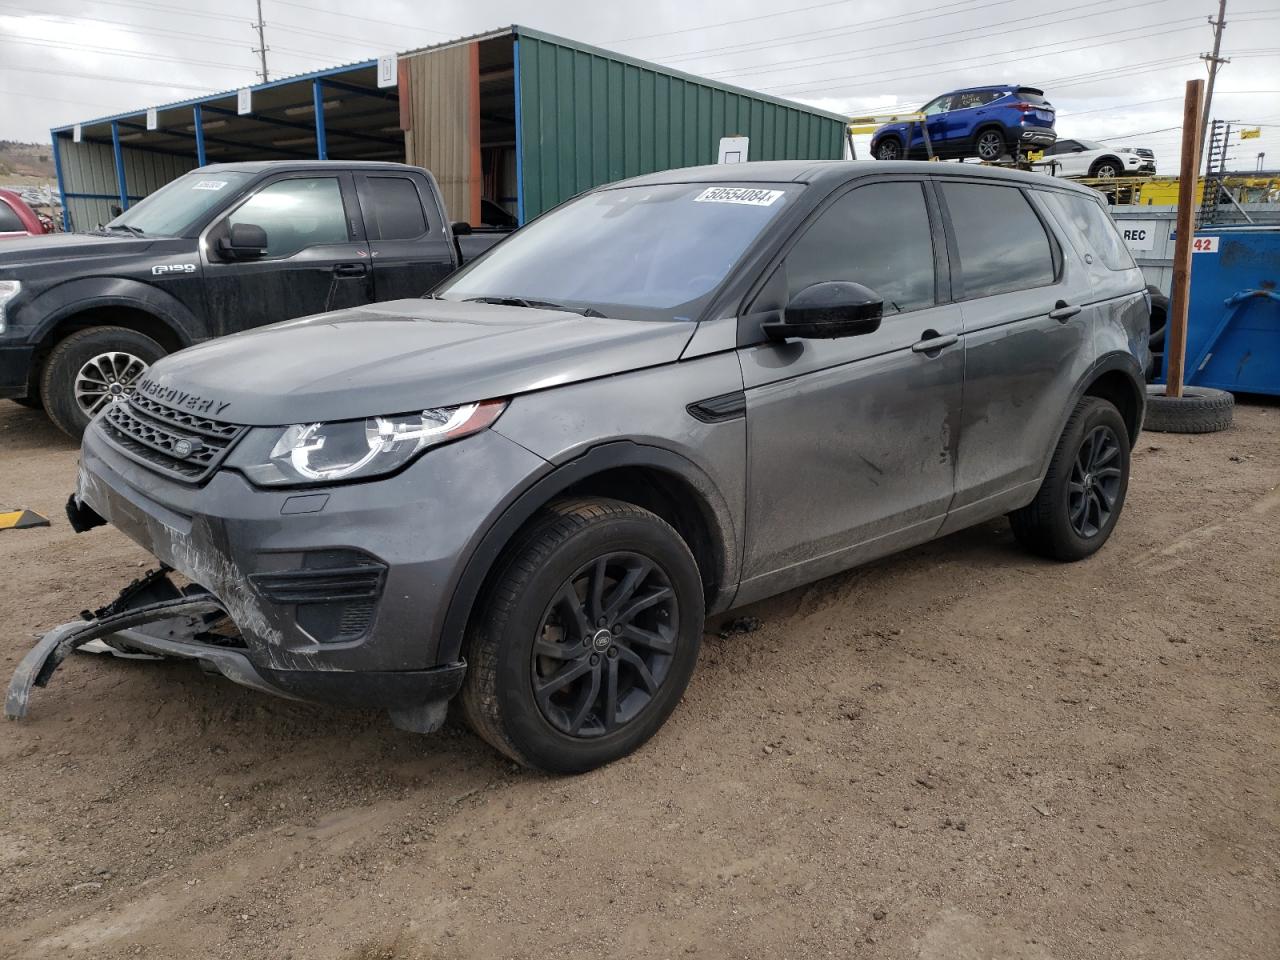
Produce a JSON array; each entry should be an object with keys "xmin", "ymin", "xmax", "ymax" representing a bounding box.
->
[{"xmin": 591, "ymin": 629, "xmax": 613, "ymax": 652}]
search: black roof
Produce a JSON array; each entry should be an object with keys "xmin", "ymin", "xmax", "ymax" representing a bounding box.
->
[{"xmin": 617, "ymin": 159, "xmax": 1099, "ymax": 196}]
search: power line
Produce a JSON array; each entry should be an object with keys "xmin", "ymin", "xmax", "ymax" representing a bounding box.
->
[
  {"xmin": 710, "ymin": 7, "xmax": 1197, "ymax": 82},
  {"xmin": 1058, "ymin": 90, "xmax": 1280, "ymax": 119},
  {"xmin": 0, "ymin": 35, "xmax": 255, "ymax": 72},
  {"xmin": 267, "ymin": 0, "xmax": 456, "ymax": 38},
  {"xmin": 0, "ymin": 64, "xmax": 216, "ymax": 93},
  {"xmin": 656, "ymin": 0, "xmax": 1026, "ymax": 65},
  {"xmin": 760, "ymin": 18, "xmax": 1198, "ymax": 96},
  {"xmin": 606, "ymin": 0, "xmax": 996, "ymax": 45}
]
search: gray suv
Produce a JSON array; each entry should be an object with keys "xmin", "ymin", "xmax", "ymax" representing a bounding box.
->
[{"xmin": 9, "ymin": 161, "xmax": 1149, "ymax": 773}]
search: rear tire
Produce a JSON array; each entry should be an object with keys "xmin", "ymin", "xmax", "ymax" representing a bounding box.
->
[
  {"xmin": 461, "ymin": 497, "xmax": 704, "ymax": 774},
  {"xmin": 875, "ymin": 138, "xmax": 903, "ymax": 161},
  {"xmin": 975, "ymin": 128, "xmax": 1007, "ymax": 161},
  {"xmin": 40, "ymin": 326, "xmax": 164, "ymax": 440},
  {"xmin": 1010, "ymin": 397, "xmax": 1130, "ymax": 562}
]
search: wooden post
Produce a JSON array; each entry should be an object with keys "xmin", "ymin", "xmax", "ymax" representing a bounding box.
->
[{"xmin": 1166, "ymin": 78, "xmax": 1205, "ymax": 399}]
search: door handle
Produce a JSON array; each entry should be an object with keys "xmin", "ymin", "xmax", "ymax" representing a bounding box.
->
[
  {"xmin": 911, "ymin": 331, "xmax": 959, "ymax": 354},
  {"xmin": 333, "ymin": 263, "xmax": 367, "ymax": 277},
  {"xmin": 1049, "ymin": 301, "xmax": 1081, "ymax": 322}
]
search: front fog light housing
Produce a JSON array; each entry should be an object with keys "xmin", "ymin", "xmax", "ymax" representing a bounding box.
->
[{"xmin": 241, "ymin": 399, "xmax": 506, "ymax": 486}]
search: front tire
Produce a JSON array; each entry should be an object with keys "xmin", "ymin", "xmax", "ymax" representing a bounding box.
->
[
  {"xmin": 461, "ymin": 498, "xmax": 704, "ymax": 773},
  {"xmin": 1091, "ymin": 159, "xmax": 1121, "ymax": 179},
  {"xmin": 40, "ymin": 326, "xmax": 164, "ymax": 440},
  {"xmin": 1009, "ymin": 397, "xmax": 1130, "ymax": 561}
]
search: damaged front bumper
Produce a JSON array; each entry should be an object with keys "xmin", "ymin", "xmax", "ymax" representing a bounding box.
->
[{"xmin": 5, "ymin": 569, "xmax": 467, "ymax": 731}]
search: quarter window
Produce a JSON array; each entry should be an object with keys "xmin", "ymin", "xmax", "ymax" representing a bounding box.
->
[
  {"xmin": 226, "ymin": 177, "xmax": 348, "ymax": 259},
  {"xmin": 359, "ymin": 176, "xmax": 430, "ymax": 241},
  {"xmin": 1040, "ymin": 191, "xmax": 1137, "ymax": 271},
  {"xmin": 786, "ymin": 181, "xmax": 936, "ymax": 314},
  {"xmin": 940, "ymin": 182, "xmax": 1056, "ymax": 298}
]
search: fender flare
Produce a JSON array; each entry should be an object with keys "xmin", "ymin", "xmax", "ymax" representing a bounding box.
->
[
  {"xmin": 436, "ymin": 440, "xmax": 740, "ymax": 665},
  {"xmin": 1035, "ymin": 351, "xmax": 1145, "ymax": 478},
  {"xmin": 22, "ymin": 276, "xmax": 208, "ymax": 350},
  {"xmin": 1089, "ymin": 155, "xmax": 1125, "ymax": 176}
]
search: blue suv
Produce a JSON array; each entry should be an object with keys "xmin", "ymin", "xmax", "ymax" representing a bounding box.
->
[{"xmin": 871, "ymin": 85, "xmax": 1057, "ymax": 162}]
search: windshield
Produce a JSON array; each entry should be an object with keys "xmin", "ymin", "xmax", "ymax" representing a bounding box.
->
[
  {"xmin": 435, "ymin": 182, "xmax": 798, "ymax": 321},
  {"xmin": 107, "ymin": 170, "xmax": 253, "ymax": 237}
]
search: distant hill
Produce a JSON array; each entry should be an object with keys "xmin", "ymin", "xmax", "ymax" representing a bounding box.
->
[{"xmin": 0, "ymin": 141, "xmax": 56, "ymax": 180}]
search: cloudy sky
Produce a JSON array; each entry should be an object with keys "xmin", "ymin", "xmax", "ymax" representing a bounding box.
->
[{"xmin": 1, "ymin": 0, "xmax": 1277, "ymax": 169}]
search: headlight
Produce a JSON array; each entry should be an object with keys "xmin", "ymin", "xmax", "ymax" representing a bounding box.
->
[
  {"xmin": 239, "ymin": 400, "xmax": 506, "ymax": 486},
  {"xmin": 0, "ymin": 279, "xmax": 20, "ymax": 334}
]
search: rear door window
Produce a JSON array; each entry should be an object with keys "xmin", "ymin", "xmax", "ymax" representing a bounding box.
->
[
  {"xmin": 358, "ymin": 176, "xmax": 431, "ymax": 240},
  {"xmin": 940, "ymin": 181, "xmax": 1057, "ymax": 298},
  {"xmin": 952, "ymin": 90, "xmax": 1003, "ymax": 110},
  {"xmin": 1040, "ymin": 191, "xmax": 1137, "ymax": 271},
  {"xmin": 786, "ymin": 180, "xmax": 936, "ymax": 314}
]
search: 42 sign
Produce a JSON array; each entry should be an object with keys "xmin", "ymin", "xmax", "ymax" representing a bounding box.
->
[{"xmin": 1191, "ymin": 236, "xmax": 1220, "ymax": 254}]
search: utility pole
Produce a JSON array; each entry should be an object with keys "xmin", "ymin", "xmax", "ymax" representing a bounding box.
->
[
  {"xmin": 1167, "ymin": 78, "xmax": 1205, "ymax": 400},
  {"xmin": 251, "ymin": 0, "xmax": 270, "ymax": 83},
  {"xmin": 1198, "ymin": 0, "xmax": 1229, "ymax": 171}
]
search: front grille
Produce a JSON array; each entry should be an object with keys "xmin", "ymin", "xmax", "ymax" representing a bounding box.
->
[{"xmin": 99, "ymin": 394, "xmax": 247, "ymax": 483}]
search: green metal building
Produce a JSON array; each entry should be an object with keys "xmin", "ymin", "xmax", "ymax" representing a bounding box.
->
[{"xmin": 52, "ymin": 25, "xmax": 849, "ymax": 230}]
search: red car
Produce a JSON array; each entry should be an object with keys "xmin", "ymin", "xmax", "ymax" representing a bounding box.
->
[{"xmin": 0, "ymin": 189, "xmax": 51, "ymax": 239}]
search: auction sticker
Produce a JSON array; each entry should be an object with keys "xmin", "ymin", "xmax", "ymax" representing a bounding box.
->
[
  {"xmin": 1191, "ymin": 236, "xmax": 1219, "ymax": 253},
  {"xmin": 694, "ymin": 186, "xmax": 784, "ymax": 206},
  {"xmin": 192, "ymin": 180, "xmax": 229, "ymax": 191}
]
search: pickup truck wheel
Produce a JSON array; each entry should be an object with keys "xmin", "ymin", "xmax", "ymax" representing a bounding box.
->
[
  {"xmin": 461, "ymin": 497, "xmax": 703, "ymax": 774},
  {"xmin": 41, "ymin": 327, "xmax": 164, "ymax": 440},
  {"xmin": 1009, "ymin": 397, "xmax": 1130, "ymax": 562}
]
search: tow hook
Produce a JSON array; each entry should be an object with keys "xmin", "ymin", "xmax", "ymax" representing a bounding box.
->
[{"xmin": 6, "ymin": 588, "xmax": 224, "ymax": 720}]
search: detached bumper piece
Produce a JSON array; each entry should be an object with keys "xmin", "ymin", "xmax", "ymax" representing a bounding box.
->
[
  {"xmin": 6, "ymin": 569, "xmax": 468, "ymax": 732},
  {"xmin": 6, "ymin": 592, "xmax": 226, "ymax": 720}
]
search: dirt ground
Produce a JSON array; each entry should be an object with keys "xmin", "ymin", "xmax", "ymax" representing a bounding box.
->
[{"xmin": 0, "ymin": 397, "xmax": 1277, "ymax": 960}]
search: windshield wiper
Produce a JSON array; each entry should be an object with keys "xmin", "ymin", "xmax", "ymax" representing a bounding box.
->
[
  {"xmin": 463, "ymin": 296, "xmax": 606, "ymax": 318},
  {"xmin": 105, "ymin": 224, "xmax": 146, "ymax": 237}
]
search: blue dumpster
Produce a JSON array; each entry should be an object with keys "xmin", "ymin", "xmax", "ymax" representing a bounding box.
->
[{"xmin": 1160, "ymin": 225, "xmax": 1280, "ymax": 396}]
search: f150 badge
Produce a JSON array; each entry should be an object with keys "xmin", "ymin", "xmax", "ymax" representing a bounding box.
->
[{"xmin": 152, "ymin": 263, "xmax": 197, "ymax": 276}]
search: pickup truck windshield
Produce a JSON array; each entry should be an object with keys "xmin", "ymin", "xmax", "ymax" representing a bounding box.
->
[
  {"xmin": 107, "ymin": 171, "xmax": 253, "ymax": 237},
  {"xmin": 436, "ymin": 183, "xmax": 798, "ymax": 321}
]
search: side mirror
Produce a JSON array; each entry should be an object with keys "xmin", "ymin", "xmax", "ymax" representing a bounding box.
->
[
  {"xmin": 764, "ymin": 281, "xmax": 884, "ymax": 341},
  {"xmin": 109, "ymin": 204, "xmax": 122, "ymax": 218},
  {"xmin": 217, "ymin": 222, "xmax": 268, "ymax": 260},
  {"xmin": 451, "ymin": 221, "xmax": 473, "ymax": 236}
]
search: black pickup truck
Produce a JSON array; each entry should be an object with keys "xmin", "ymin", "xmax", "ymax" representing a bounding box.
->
[{"xmin": 0, "ymin": 161, "xmax": 509, "ymax": 438}]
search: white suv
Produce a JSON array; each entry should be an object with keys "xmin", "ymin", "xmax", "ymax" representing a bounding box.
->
[{"xmin": 1035, "ymin": 140, "xmax": 1155, "ymax": 179}]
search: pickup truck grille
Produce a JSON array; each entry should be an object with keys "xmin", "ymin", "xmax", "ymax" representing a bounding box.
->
[{"xmin": 99, "ymin": 393, "xmax": 247, "ymax": 483}]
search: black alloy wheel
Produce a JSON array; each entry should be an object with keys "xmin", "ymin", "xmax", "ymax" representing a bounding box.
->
[
  {"xmin": 1009, "ymin": 396, "xmax": 1130, "ymax": 562},
  {"xmin": 975, "ymin": 129, "xmax": 1006, "ymax": 161},
  {"xmin": 530, "ymin": 552, "xmax": 679, "ymax": 738},
  {"xmin": 1067, "ymin": 425, "xmax": 1123, "ymax": 539},
  {"xmin": 461, "ymin": 497, "xmax": 704, "ymax": 773},
  {"xmin": 876, "ymin": 139, "xmax": 902, "ymax": 160}
]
